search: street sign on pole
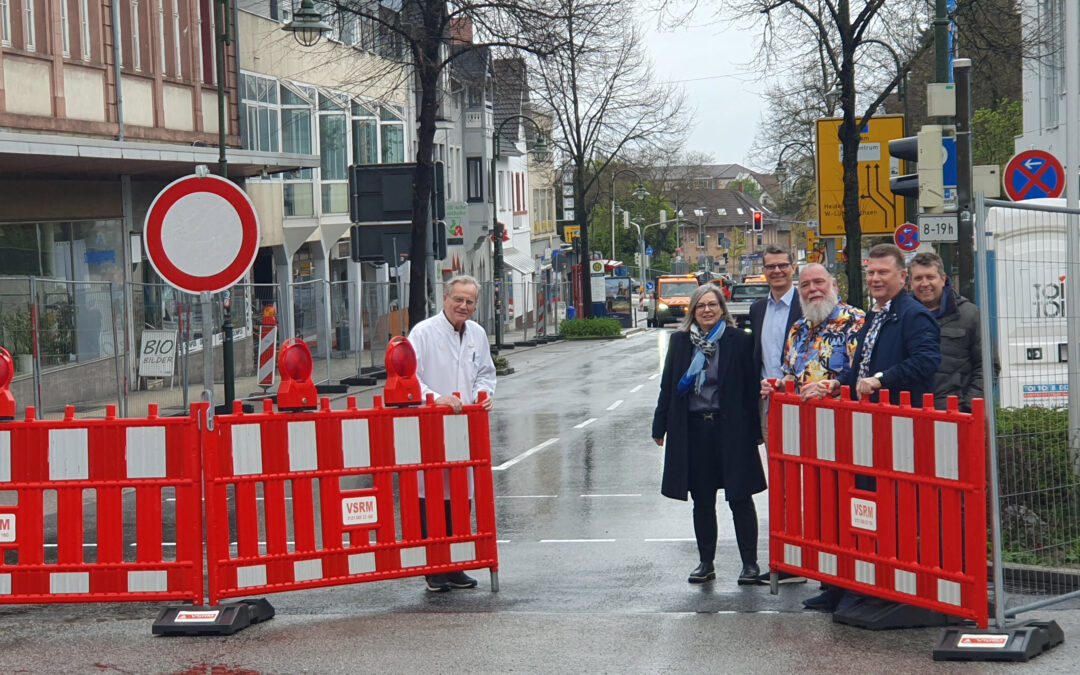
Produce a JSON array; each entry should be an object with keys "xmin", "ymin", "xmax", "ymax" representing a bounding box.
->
[
  {"xmin": 894, "ymin": 223, "xmax": 920, "ymax": 251},
  {"xmin": 917, "ymin": 213, "xmax": 959, "ymax": 241},
  {"xmin": 816, "ymin": 115, "xmax": 906, "ymax": 236},
  {"xmin": 144, "ymin": 174, "xmax": 261, "ymax": 294},
  {"xmin": 1003, "ymin": 149, "xmax": 1065, "ymax": 201}
]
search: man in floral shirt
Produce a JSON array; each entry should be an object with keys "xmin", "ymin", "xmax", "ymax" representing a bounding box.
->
[{"xmin": 761, "ymin": 263, "xmax": 865, "ymax": 401}]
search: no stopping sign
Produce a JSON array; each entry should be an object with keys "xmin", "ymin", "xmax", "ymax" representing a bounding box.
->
[{"xmin": 144, "ymin": 174, "xmax": 260, "ymax": 294}]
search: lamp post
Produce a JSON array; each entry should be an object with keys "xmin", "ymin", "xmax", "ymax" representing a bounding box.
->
[
  {"xmin": 282, "ymin": 0, "xmax": 332, "ymax": 47},
  {"xmin": 692, "ymin": 208, "xmax": 710, "ymax": 272},
  {"xmin": 492, "ymin": 114, "xmax": 550, "ymax": 350},
  {"xmin": 609, "ymin": 169, "xmax": 648, "ymax": 260},
  {"xmin": 624, "ymin": 217, "xmax": 667, "ymax": 287}
]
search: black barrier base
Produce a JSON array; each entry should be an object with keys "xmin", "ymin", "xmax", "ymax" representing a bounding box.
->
[
  {"xmin": 214, "ymin": 402, "xmax": 254, "ymax": 415},
  {"xmin": 153, "ymin": 598, "xmax": 275, "ymax": 636},
  {"xmin": 934, "ymin": 620, "xmax": 1064, "ymax": 662},
  {"xmin": 832, "ymin": 596, "xmax": 963, "ymax": 630},
  {"xmin": 339, "ymin": 374, "xmax": 378, "ymax": 386},
  {"xmin": 315, "ymin": 383, "xmax": 349, "ymax": 394},
  {"xmin": 514, "ymin": 340, "xmax": 539, "ymax": 347}
]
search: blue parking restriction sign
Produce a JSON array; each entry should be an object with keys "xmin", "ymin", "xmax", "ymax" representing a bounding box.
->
[
  {"xmin": 894, "ymin": 222, "xmax": 919, "ymax": 252},
  {"xmin": 645, "ymin": 246, "xmax": 653, "ymax": 255}
]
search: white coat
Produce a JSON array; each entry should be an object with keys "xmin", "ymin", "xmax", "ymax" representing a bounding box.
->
[{"xmin": 408, "ymin": 311, "xmax": 496, "ymax": 498}]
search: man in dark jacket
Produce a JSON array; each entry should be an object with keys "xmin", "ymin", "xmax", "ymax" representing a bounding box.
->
[
  {"xmin": 749, "ymin": 244, "xmax": 802, "ymax": 441},
  {"xmin": 909, "ymin": 251, "xmax": 992, "ymax": 412},
  {"xmin": 836, "ymin": 244, "xmax": 941, "ymax": 404}
]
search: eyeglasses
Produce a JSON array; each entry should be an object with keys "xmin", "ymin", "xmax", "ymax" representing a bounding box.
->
[
  {"xmin": 696, "ymin": 302, "xmax": 721, "ymax": 312},
  {"xmin": 763, "ymin": 263, "xmax": 791, "ymax": 271},
  {"xmin": 448, "ymin": 295, "xmax": 477, "ymax": 307}
]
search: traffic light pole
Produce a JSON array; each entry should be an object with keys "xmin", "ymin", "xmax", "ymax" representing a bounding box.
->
[{"xmin": 955, "ymin": 59, "xmax": 974, "ymax": 300}]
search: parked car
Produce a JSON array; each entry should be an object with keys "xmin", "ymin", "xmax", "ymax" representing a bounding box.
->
[{"xmin": 726, "ymin": 282, "xmax": 771, "ymax": 332}]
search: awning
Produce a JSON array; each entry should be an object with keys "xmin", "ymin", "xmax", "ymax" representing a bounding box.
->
[
  {"xmin": 501, "ymin": 247, "xmax": 535, "ymax": 275},
  {"xmin": 0, "ymin": 130, "xmax": 320, "ymax": 180}
]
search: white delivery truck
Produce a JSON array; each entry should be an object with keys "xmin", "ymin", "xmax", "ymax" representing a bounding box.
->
[{"xmin": 986, "ymin": 198, "xmax": 1070, "ymax": 408}]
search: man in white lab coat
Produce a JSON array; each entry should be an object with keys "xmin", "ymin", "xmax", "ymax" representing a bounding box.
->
[{"xmin": 408, "ymin": 274, "xmax": 496, "ymax": 592}]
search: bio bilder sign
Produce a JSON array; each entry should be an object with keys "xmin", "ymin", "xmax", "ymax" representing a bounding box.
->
[{"xmin": 138, "ymin": 330, "xmax": 178, "ymax": 378}]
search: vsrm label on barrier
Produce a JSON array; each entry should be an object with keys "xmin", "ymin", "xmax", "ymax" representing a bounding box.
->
[
  {"xmin": 0, "ymin": 514, "xmax": 14, "ymax": 542},
  {"xmin": 342, "ymin": 496, "xmax": 378, "ymax": 526},
  {"xmin": 851, "ymin": 498, "xmax": 877, "ymax": 531}
]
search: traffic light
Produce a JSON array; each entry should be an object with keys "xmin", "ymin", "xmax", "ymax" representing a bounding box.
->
[
  {"xmin": 888, "ymin": 125, "xmax": 945, "ymax": 209},
  {"xmin": 752, "ymin": 210, "xmax": 763, "ymax": 232}
]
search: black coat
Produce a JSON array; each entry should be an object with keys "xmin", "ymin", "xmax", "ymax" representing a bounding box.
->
[
  {"xmin": 749, "ymin": 290, "xmax": 802, "ymax": 379},
  {"xmin": 651, "ymin": 327, "xmax": 766, "ymax": 502}
]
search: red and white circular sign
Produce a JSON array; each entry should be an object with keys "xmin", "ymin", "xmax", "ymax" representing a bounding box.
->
[{"xmin": 143, "ymin": 174, "xmax": 260, "ymax": 294}]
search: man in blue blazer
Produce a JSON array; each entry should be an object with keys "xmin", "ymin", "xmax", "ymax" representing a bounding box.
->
[{"xmin": 836, "ymin": 244, "xmax": 941, "ymax": 404}]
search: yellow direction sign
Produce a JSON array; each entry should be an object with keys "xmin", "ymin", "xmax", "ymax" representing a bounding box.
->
[
  {"xmin": 563, "ymin": 224, "xmax": 581, "ymax": 240},
  {"xmin": 816, "ymin": 115, "xmax": 905, "ymax": 236}
]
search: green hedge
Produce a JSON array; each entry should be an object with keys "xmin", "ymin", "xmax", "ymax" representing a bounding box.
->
[
  {"xmin": 995, "ymin": 406, "xmax": 1080, "ymax": 565},
  {"xmin": 559, "ymin": 317, "xmax": 622, "ymax": 338}
]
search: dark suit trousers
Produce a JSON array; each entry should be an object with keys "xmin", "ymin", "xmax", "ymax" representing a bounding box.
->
[{"xmin": 687, "ymin": 416, "xmax": 759, "ymax": 565}]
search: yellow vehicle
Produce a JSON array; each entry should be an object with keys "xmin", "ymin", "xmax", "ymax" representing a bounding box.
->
[
  {"xmin": 646, "ymin": 274, "xmax": 700, "ymax": 327},
  {"xmin": 742, "ymin": 274, "xmax": 767, "ymax": 284}
]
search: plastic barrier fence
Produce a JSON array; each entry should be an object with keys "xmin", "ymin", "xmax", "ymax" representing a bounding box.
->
[
  {"xmin": 202, "ymin": 395, "xmax": 497, "ymax": 605},
  {"xmin": 767, "ymin": 383, "xmax": 988, "ymax": 627},
  {"xmin": 0, "ymin": 403, "xmax": 204, "ymax": 605}
]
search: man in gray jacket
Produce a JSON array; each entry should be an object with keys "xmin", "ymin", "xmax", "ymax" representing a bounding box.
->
[{"xmin": 908, "ymin": 251, "xmax": 992, "ymax": 412}]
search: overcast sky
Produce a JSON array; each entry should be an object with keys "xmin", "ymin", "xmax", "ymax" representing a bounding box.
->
[{"xmin": 640, "ymin": 12, "xmax": 767, "ymax": 170}]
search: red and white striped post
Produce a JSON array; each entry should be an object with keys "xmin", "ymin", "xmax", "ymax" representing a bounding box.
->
[{"xmin": 258, "ymin": 304, "xmax": 277, "ymax": 391}]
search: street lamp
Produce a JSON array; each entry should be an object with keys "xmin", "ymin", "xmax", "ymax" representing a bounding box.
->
[
  {"xmin": 609, "ymin": 169, "xmax": 649, "ymax": 260},
  {"xmin": 692, "ymin": 208, "xmax": 710, "ymax": 270},
  {"xmin": 282, "ymin": 0, "xmax": 332, "ymax": 47},
  {"xmin": 492, "ymin": 114, "xmax": 550, "ymax": 350},
  {"xmin": 624, "ymin": 216, "xmax": 667, "ymax": 288}
]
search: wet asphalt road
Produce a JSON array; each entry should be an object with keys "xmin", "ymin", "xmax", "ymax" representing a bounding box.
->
[{"xmin": 2, "ymin": 330, "xmax": 1080, "ymax": 673}]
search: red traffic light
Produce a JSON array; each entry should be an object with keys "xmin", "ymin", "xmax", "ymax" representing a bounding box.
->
[
  {"xmin": 752, "ymin": 211, "xmax": 763, "ymax": 231},
  {"xmin": 276, "ymin": 338, "xmax": 317, "ymax": 410},
  {"xmin": 0, "ymin": 347, "xmax": 14, "ymax": 419},
  {"xmin": 384, "ymin": 336, "xmax": 421, "ymax": 406}
]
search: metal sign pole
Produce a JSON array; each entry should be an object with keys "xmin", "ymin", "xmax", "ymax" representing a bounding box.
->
[{"xmin": 200, "ymin": 291, "xmax": 215, "ymax": 428}]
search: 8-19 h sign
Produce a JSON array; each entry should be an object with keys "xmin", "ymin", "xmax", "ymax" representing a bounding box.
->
[{"xmin": 144, "ymin": 174, "xmax": 260, "ymax": 294}]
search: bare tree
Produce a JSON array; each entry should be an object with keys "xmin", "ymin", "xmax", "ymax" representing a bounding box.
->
[
  {"xmin": 529, "ymin": 0, "xmax": 689, "ymax": 316},
  {"xmin": 321, "ymin": 0, "xmax": 565, "ymax": 329}
]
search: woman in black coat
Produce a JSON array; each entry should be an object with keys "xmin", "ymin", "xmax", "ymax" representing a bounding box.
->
[{"xmin": 651, "ymin": 284, "xmax": 766, "ymax": 584}]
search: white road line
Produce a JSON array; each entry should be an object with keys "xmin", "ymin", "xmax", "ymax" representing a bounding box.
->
[
  {"xmin": 574, "ymin": 418, "xmax": 597, "ymax": 428},
  {"xmin": 497, "ymin": 539, "xmax": 512, "ymax": 543},
  {"xmin": 649, "ymin": 373, "xmax": 660, "ymax": 380},
  {"xmin": 581, "ymin": 493, "xmax": 642, "ymax": 498},
  {"xmin": 630, "ymin": 384, "xmax": 644, "ymax": 393},
  {"xmin": 495, "ymin": 495, "xmax": 558, "ymax": 499},
  {"xmin": 540, "ymin": 539, "xmax": 617, "ymax": 543},
  {"xmin": 644, "ymin": 538, "xmax": 696, "ymax": 542},
  {"xmin": 606, "ymin": 400, "xmax": 623, "ymax": 411},
  {"xmin": 493, "ymin": 438, "xmax": 559, "ymax": 471}
]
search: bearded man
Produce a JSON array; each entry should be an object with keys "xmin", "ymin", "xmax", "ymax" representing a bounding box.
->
[{"xmin": 761, "ymin": 263, "xmax": 866, "ymax": 402}]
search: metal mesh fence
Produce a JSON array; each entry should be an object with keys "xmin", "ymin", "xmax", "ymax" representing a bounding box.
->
[{"xmin": 977, "ymin": 196, "xmax": 1080, "ymax": 624}]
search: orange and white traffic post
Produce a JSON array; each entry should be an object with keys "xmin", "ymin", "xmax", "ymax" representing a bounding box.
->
[{"xmin": 258, "ymin": 304, "xmax": 277, "ymax": 391}]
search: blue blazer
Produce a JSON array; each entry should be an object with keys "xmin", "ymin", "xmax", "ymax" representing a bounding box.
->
[
  {"xmin": 749, "ymin": 290, "xmax": 802, "ymax": 380},
  {"xmin": 839, "ymin": 289, "xmax": 942, "ymax": 406}
]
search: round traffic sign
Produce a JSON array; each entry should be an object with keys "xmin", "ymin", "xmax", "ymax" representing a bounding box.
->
[
  {"xmin": 894, "ymin": 222, "xmax": 919, "ymax": 252},
  {"xmin": 143, "ymin": 174, "xmax": 260, "ymax": 294},
  {"xmin": 646, "ymin": 246, "xmax": 653, "ymax": 255},
  {"xmin": 1004, "ymin": 149, "xmax": 1065, "ymax": 201}
]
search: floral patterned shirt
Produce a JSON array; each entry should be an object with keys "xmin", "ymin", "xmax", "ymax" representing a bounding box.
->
[{"xmin": 782, "ymin": 302, "xmax": 866, "ymax": 389}]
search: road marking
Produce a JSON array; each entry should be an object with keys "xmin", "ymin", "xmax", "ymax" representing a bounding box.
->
[
  {"xmin": 644, "ymin": 538, "xmax": 696, "ymax": 542},
  {"xmin": 581, "ymin": 493, "xmax": 641, "ymax": 498},
  {"xmin": 497, "ymin": 539, "xmax": 512, "ymax": 543},
  {"xmin": 606, "ymin": 400, "xmax": 623, "ymax": 411},
  {"xmin": 496, "ymin": 495, "xmax": 558, "ymax": 499},
  {"xmin": 493, "ymin": 437, "xmax": 559, "ymax": 471},
  {"xmin": 649, "ymin": 373, "xmax": 660, "ymax": 380},
  {"xmin": 630, "ymin": 384, "xmax": 644, "ymax": 393},
  {"xmin": 540, "ymin": 539, "xmax": 617, "ymax": 543},
  {"xmin": 574, "ymin": 418, "xmax": 597, "ymax": 428}
]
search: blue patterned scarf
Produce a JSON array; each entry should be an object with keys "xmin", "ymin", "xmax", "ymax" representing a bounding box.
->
[{"xmin": 677, "ymin": 322, "xmax": 726, "ymax": 394}]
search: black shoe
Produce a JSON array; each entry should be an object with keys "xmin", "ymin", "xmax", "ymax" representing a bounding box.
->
[
  {"xmin": 688, "ymin": 561, "xmax": 716, "ymax": 583},
  {"xmin": 425, "ymin": 574, "xmax": 450, "ymax": 592},
  {"xmin": 446, "ymin": 571, "xmax": 478, "ymax": 589},
  {"xmin": 756, "ymin": 570, "xmax": 808, "ymax": 584},
  {"xmin": 737, "ymin": 563, "xmax": 761, "ymax": 585},
  {"xmin": 802, "ymin": 587, "xmax": 844, "ymax": 611}
]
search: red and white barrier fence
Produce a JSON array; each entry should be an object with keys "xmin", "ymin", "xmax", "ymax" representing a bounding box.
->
[{"xmin": 767, "ymin": 381, "xmax": 988, "ymax": 627}]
